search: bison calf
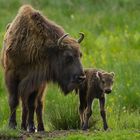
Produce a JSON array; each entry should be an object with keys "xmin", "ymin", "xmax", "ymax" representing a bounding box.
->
[{"xmin": 77, "ymin": 69, "xmax": 115, "ymax": 130}]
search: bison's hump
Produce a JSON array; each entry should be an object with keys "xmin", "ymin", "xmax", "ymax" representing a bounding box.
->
[
  {"xmin": 3, "ymin": 5, "xmax": 65, "ymax": 64},
  {"xmin": 18, "ymin": 4, "xmax": 35, "ymax": 16}
]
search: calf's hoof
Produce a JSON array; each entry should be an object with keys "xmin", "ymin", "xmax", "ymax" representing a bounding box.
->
[
  {"xmin": 82, "ymin": 124, "xmax": 88, "ymax": 131},
  {"xmin": 106, "ymin": 128, "xmax": 112, "ymax": 132},
  {"xmin": 80, "ymin": 122, "xmax": 84, "ymax": 128},
  {"xmin": 104, "ymin": 125, "xmax": 108, "ymax": 131}
]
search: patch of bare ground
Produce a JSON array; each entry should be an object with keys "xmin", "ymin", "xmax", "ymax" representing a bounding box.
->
[{"xmin": 8, "ymin": 130, "xmax": 90, "ymax": 140}]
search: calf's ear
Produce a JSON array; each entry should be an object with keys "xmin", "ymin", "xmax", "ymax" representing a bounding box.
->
[
  {"xmin": 96, "ymin": 71, "xmax": 102, "ymax": 79},
  {"xmin": 110, "ymin": 72, "xmax": 115, "ymax": 77}
]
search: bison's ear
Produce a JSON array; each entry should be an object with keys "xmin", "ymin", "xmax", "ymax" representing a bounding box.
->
[
  {"xmin": 96, "ymin": 71, "xmax": 102, "ymax": 79},
  {"xmin": 110, "ymin": 72, "xmax": 115, "ymax": 77}
]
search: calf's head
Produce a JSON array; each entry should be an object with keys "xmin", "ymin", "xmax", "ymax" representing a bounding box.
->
[
  {"xmin": 96, "ymin": 71, "xmax": 115, "ymax": 94},
  {"xmin": 55, "ymin": 33, "xmax": 86, "ymax": 94}
]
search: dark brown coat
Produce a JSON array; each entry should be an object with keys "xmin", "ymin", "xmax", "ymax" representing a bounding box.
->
[
  {"xmin": 77, "ymin": 68, "xmax": 115, "ymax": 130},
  {"xmin": 1, "ymin": 5, "xmax": 85, "ymax": 132}
]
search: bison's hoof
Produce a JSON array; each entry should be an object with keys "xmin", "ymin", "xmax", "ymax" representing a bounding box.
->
[
  {"xmin": 28, "ymin": 125, "xmax": 36, "ymax": 133},
  {"xmin": 21, "ymin": 123, "xmax": 27, "ymax": 131},
  {"xmin": 9, "ymin": 121, "xmax": 17, "ymax": 129},
  {"xmin": 37, "ymin": 124, "xmax": 45, "ymax": 132},
  {"xmin": 28, "ymin": 127, "xmax": 36, "ymax": 133}
]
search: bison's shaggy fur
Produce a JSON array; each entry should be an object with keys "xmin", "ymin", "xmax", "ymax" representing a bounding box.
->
[
  {"xmin": 77, "ymin": 68, "xmax": 115, "ymax": 130},
  {"xmin": 1, "ymin": 5, "xmax": 85, "ymax": 132}
]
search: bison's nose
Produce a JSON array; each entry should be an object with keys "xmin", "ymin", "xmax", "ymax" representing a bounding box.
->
[
  {"xmin": 74, "ymin": 74, "xmax": 86, "ymax": 83},
  {"xmin": 105, "ymin": 89, "xmax": 112, "ymax": 94}
]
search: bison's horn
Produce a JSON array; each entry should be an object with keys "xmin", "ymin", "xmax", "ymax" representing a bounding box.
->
[
  {"xmin": 57, "ymin": 33, "xmax": 69, "ymax": 46},
  {"xmin": 77, "ymin": 32, "xmax": 85, "ymax": 43}
]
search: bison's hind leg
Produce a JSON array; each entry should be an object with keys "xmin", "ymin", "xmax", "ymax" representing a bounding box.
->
[
  {"xmin": 26, "ymin": 91, "xmax": 38, "ymax": 133},
  {"xmin": 36, "ymin": 98, "xmax": 45, "ymax": 131},
  {"xmin": 5, "ymin": 70, "xmax": 19, "ymax": 129},
  {"xmin": 22, "ymin": 84, "xmax": 46, "ymax": 133},
  {"xmin": 21, "ymin": 97, "xmax": 28, "ymax": 130}
]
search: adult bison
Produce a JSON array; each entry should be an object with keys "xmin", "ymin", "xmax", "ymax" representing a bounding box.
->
[{"xmin": 1, "ymin": 5, "xmax": 85, "ymax": 132}]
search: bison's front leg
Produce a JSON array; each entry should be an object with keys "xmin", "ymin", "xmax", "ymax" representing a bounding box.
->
[
  {"xmin": 27, "ymin": 91, "xmax": 38, "ymax": 132},
  {"xmin": 36, "ymin": 84, "xmax": 46, "ymax": 131},
  {"xmin": 82, "ymin": 98, "xmax": 93, "ymax": 130},
  {"xmin": 36, "ymin": 98, "xmax": 45, "ymax": 131},
  {"xmin": 99, "ymin": 97, "xmax": 108, "ymax": 130}
]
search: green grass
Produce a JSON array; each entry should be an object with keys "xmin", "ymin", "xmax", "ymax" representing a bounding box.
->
[
  {"xmin": 54, "ymin": 130, "xmax": 140, "ymax": 140},
  {"xmin": 0, "ymin": 0, "xmax": 140, "ymax": 139}
]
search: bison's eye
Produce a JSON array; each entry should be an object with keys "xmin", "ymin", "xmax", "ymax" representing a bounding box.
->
[
  {"xmin": 80, "ymin": 52, "xmax": 82, "ymax": 58},
  {"xmin": 65, "ymin": 55, "xmax": 74, "ymax": 64},
  {"xmin": 102, "ymin": 80, "xmax": 105, "ymax": 84}
]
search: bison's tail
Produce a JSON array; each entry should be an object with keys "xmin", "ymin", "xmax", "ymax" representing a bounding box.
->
[
  {"xmin": 1, "ymin": 23, "xmax": 12, "ymax": 69},
  {"xmin": 0, "ymin": 55, "xmax": 4, "ymax": 69},
  {"xmin": 1, "ymin": 41, "xmax": 6, "ymax": 69}
]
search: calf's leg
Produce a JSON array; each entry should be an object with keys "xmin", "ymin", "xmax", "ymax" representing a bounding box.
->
[
  {"xmin": 82, "ymin": 98, "xmax": 93, "ymax": 130},
  {"xmin": 99, "ymin": 97, "xmax": 108, "ymax": 130},
  {"xmin": 79, "ymin": 90, "xmax": 87, "ymax": 128}
]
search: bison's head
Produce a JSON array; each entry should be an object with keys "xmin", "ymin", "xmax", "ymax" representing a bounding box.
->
[
  {"xmin": 54, "ymin": 33, "xmax": 86, "ymax": 94},
  {"xmin": 96, "ymin": 71, "xmax": 115, "ymax": 94}
]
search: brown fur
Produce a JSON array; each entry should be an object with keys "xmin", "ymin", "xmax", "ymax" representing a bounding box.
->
[
  {"xmin": 77, "ymin": 68, "xmax": 115, "ymax": 130},
  {"xmin": 1, "ymin": 5, "xmax": 85, "ymax": 132}
]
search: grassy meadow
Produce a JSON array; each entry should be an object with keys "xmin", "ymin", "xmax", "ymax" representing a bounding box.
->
[{"xmin": 0, "ymin": 0, "xmax": 140, "ymax": 139}]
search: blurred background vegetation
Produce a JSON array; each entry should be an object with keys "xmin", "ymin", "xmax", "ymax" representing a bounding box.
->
[{"xmin": 0, "ymin": 0, "xmax": 140, "ymax": 134}]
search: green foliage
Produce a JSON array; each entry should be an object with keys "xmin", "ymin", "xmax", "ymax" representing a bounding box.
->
[
  {"xmin": 0, "ymin": 126, "xmax": 20, "ymax": 139},
  {"xmin": 53, "ymin": 130, "xmax": 140, "ymax": 140},
  {"xmin": 44, "ymin": 84, "xmax": 80, "ymax": 130},
  {"xmin": 0, "ymin": 0, "xmax": 140, "ymax": 139}
]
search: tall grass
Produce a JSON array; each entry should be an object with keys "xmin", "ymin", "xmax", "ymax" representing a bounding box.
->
[
  {"xmin": 44, "ymin": 84, "xmax": 80, "ymax": 130},
  {"xmin": 0, "ymin": 0, "xmax": 139, "ymax": 133}
]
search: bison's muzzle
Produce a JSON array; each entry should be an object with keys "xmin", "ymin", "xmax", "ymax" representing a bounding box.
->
[
  {"xmin": 105, "ymin": 89, "xmax": 112, "ymax": 94},
  {"xmin": 61, "ymin": 73, "xmax": 86, "ymax": 94}
]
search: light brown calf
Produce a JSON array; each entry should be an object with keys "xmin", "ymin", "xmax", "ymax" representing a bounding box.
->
[{"xmin": 77, "ymin": 68, "xmax": 115, "ymax": 130}]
